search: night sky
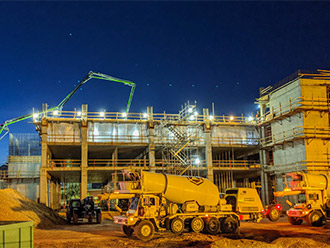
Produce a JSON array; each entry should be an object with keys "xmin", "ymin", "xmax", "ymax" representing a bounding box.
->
[{"xmin": 1, "ymin": 1, "xmax": 330, "ymax": 163}]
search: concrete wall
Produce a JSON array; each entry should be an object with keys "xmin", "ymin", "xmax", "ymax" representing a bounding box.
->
[
  {"xmin": 269, "ymin": 79, "xmax": 306, "ymax": 168},
  {"xmin": 211, "ymin": 125, "xmax": 259, "ymax": 145},
  {"xmin": 9, "ymin": 179, "xmax": 40, "ymax": 202},
  {"xmin": 300, "ymin": 79, "xmax": 330, "ymax": 172}
]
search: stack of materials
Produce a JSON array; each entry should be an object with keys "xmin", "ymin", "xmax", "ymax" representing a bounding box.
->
[{"xmin": 0, "ymin": 188, "xmax": 65, "ymax": 228}]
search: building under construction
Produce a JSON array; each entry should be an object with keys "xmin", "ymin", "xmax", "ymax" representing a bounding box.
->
[{"xmin": 5, "ymin": 69, "xmax": 330, "ymax": 209}]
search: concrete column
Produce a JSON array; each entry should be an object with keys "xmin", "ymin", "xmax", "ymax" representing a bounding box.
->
[
  {"xmin": 40, "ymin": 119, "xmax": 48, "ymax": 206},
  {"xmin": 205, "ymin": 131, "xmax": 214, "ymax": 182},
  {"xmin": 147, "ymin": 106, "xmax": 156, "ymax": 171},
  {"xmin": 259, "ymin": 125, "xmax": 270, "ymax": 205},
  {"xmin": 112, "ymin": 147, "xmax": 118, "ymax": 167},
  {"xmin": 81, "ymin": 105, "xmax": 88, "ymax": 199},
  {"xmin": 148, "ymin": 128, "xmax": 156, "ymax": 171}
]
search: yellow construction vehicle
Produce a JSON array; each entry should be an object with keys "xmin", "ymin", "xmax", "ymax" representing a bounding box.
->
[
  {"xmin": 97, "ymin": 192, "xmax": 134, "ymax": 220},
  {"xmin": 274, "ymin": 172, "xmax": 330, "ymax": 226},
  {"xmin": 224, "ymin": 188, "xmax": 281, "ymax": 222},
  {"xmin": 114, "ymin": 171, "xmax": 239, "ymax": 241}
]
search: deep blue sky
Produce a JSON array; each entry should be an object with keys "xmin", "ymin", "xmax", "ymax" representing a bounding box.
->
[{"xmin": 1, "ymin": 1, "xmax": 330, "ymax": 163}]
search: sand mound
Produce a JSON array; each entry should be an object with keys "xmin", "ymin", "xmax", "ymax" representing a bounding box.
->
[
  {"xmin": 272, "ymin": 237, "xmax": 330, "ymax": 248},
  {"xmin": 0, "ymin": 188, "xmax": 65, "ymax": 228}
]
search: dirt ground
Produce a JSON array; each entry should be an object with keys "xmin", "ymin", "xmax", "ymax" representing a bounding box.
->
[{"xmin": 34, "ymin": 217, "xmax": 330, "ymax": 248}]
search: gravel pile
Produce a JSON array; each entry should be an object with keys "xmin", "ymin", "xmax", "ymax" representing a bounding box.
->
[{"xmin": 0, "ymin": 188, "xmax": 65, "ymax": 228}]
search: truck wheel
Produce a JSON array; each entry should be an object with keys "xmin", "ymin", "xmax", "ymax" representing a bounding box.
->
[
  {"xmin": 288, "ymin": 216, "xmax": 303, "ymax": 225},
  {"xmin": 221, "ymin": 217, "xmax": 238, "ymax": 234},
  {"xmin": 205, "ymin": 217, "xmax": 220, "ymax": 235},
  {"xmin": 190, "ymin": 217, "xmax": 204, "ymax": 233},
  {"xmin": 307, "ymin": 211, "xmax": 324, "ymax": 227},
  {"xmin": 73, "ymin": 211, "xmax": 78, "ymax": 224},
  {"xmin": 97, "ymin": 212, "xmax": 102, "ymax": 224},
  {"xmin": 135, "ymin": 220, "xmax": 155, "ymax": 241},
  {"xmin": 170, "ymin": 218, "xmax": 184, "ymax": 234},
  {"xmin": 88, "ymin": 216, "xmax": 93, "ymax": 223},
  {"xmin": 66, "ymin": 214, "xmax": 71, "ymax": 224},
  {"xmin": 122, "ymin": 225, "xmax": 134, "ymax": 237},
  {"xmin": 267, "ymin": 206, "xmax": 280, "ymax": 222}
]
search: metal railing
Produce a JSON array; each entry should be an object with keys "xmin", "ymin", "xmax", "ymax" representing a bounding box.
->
[
  {"xmin": 212, "ymin": 160, "xmax": 260, "ymax": 169},
  {"xmin": 34, "ymin": 110, "xmax": 256, "ymax": 125},
  {"xmin": 260, "ymin": 126, "xmax": 330, "ymax": 146},
  {"xmin": 1, "ymin": 170, "xmax": 40, "ymax": 178},
  {"xmin": 211, "ymin": 137, "xmax": 259, "ymax": 146},
  {"xmin": 88, "ymin": 134, "xmax": 148, "ymax": 143},
  {"xmin": 47, "ymin": 134, "xmax": 81, "ymax": 143},
  {"xmin": 259, "ymin": 96, "xmax": 330, "ymax": 123},
  {"xmin": 88, "ymin": 159, "xmax": 148, "ymax": 168},
  {"xmin": 48, "ymin": 159, "xmax": 81, "ymax": 168}
]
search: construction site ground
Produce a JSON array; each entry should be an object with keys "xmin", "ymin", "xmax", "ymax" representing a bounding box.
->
[{"xmin": 35, "ymin": 217, "xmax": 330, "ymax": 248}]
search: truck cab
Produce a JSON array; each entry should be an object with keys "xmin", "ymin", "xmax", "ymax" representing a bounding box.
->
[
  {"xmin": 114, "ymin": 193, "xmax": 166, "ymax": 241},
  {"xmin": 225, "ymin": 188, "xmax": 280, "ymax": 222},
  {"xmin": 274, "ymin": 172, "xmax": 330, "ymax": 226}
]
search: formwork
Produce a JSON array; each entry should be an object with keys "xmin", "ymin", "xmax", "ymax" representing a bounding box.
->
[{"xmin": 6, "ymin": 134, "xmax": 41, "ymax": 202}]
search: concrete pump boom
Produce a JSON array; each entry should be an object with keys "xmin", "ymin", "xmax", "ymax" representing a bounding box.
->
[{"xmin": 0, "ymin": 71, "xmax": 135, "ymax": 141}]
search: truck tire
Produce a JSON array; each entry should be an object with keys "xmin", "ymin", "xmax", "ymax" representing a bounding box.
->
[
  {"xmin": 307, "ymin": 211, "xmax": 324, "ymax": 227},
  {"xmin": 170, "ymin": 217, "xmax": 184, "ymax": 234},
  {"xmin": 288, "ymin": 216, "xmax": 303, "ymax": 225},
  {"xmin": 190, "ymin": 217, "xmax": 204, "ymax": 233},
  {"xmin": 221, "ymin": 217, "xmax": 238, "ymax": 234},
  {"xmin": 73, "ymin": 211, "xmax": 78, "ymax": 224},
  {"xmin": 267, "ymin": 206, "xmax": 280, "ymax": 222},
  {"xmin": 88, "ymin": 216, "xmax": 93, "ymax": 223},
  {"xmin": 135, "ymin": 220, "xmax": 155, "ymax": 241},
  {"xmin": 122, "ymin": 225, "xmax": 134, "ymax": 237},
  {"xmin": 205, "ymin": 217, "xmax": 220, "ymax": 235},
  {"xmin": 66, "ymin": 213, "xmax": 71, "ymax": 224},
  {"xmin": 97, "ymin": 212, "xmax": 102, "ymax": 224}
]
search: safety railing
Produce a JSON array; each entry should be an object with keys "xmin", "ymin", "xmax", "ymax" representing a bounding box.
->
[
  {"xmin": 88, "ymin": 159, "xmax": 148, "ymax": 168},
  {"xmin": 260, "ymin": 126, "xmax": 330, "ymax": 146},
  {"xmin": 47, "ymin": 134, "xmax": 81, "ymax": 143},
  {"xmin": 88, "ymin": 134, "xmax": 148, "ymax": 143},
  {"xmin": 154, "ymin": 159, "xmax": 207, "ymax": 169},
  {"xmin": 301, "ymin": 160, "xmax": 330, "ymax": 169},
  {"xmin": 48, "ymin": 159, "xmax": 81, "ymax": 168},
  {"xmin": 211, "ymin": 137, "xmax": 259, "ymax": 146},
  {"xmin": 35, "ymin": 109, "xmax": 256, "ymax": 125},
  {"xmin": 259, "ymin": 96, "xmax": 330, "ymax": 123},
  {"xmin": 6, "ymin": 170, "xmax": 40, "ymax": 178},
  {"xmin": 212, "ymin": 160, "xmax": 260, "ymax": 169}
]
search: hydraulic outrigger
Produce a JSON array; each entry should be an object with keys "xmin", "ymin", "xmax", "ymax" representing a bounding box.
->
[{"xmin": 0, "ymin": 71, "xmax": 135, "ymax": 140}]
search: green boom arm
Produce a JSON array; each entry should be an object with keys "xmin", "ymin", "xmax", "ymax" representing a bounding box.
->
[{"xmin": 0, "ymin": 71, "xmax": 135, "ymax": 140}]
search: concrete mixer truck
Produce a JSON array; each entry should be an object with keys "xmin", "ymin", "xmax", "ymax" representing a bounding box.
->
[
  {"xmin": 274, "ymin": 172, "xmax": 330, "ymax": 226},
  {"xmin": 114, "ymin": 171, "xmax": 239, "ymax": 241}
]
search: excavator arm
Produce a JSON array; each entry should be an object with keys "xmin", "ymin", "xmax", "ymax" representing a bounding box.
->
[{"xmin": 0, "ymin": 71, "xmax": 135, "ymax": 141}]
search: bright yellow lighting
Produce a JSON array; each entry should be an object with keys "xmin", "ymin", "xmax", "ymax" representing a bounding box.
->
[
  {"xmin": 209, "ymin": 115, "xmax": 214, "ymax": 120},
  {"xmin": 122, "ymin": 112, "xmax": 127, "ymax": 117},
  {"xmin": 143, "ymin": 113, "xmax": 148, "ymax": 118},
  {"xmin": 53, "ymin": 110, "xmax": 59, "ymax": 115},
  {"xmin": 230, "ymin": 116, "xmax": 234, "ymax": 121},
  {"xmin": 77, "ymin": 111, "xmax": 82, "ymax": 116},
  {"xmin": 100, "ymin": 112, "xmax": 105, "ymax": 117}
]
